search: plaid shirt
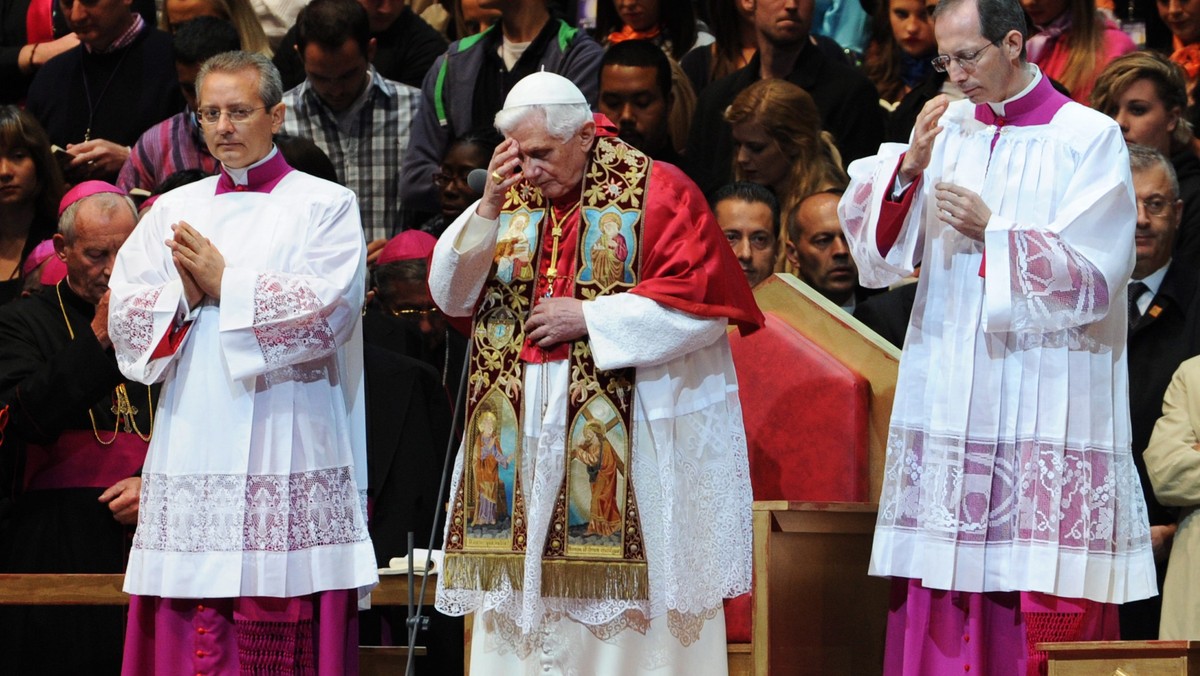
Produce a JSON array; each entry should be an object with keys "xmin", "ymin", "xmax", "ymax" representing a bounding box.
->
[{"xmin": 282, "ymin": 68, "xmax": 421, "ymax": 242}]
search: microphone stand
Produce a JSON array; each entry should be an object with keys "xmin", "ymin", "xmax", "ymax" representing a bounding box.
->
[{"xmin": 405, "ymin": 339, "xmax": 472, "ymax": 676}]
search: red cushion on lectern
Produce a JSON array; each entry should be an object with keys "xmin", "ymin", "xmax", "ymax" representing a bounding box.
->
[
  {"xmin": 723, "ymin": 311, "xmax": 873, "ymax": 643},
  {"xmin": 729, "ymin": 312, "xmax": 871, "ymax": 501},
  {"xmin": 724, "ymin": 594, "xmax": 753, "ymax": 642}
]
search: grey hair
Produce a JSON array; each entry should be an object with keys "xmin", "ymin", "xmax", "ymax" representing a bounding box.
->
[
  {"xmin": 494, "ymin": 103, "xmax": 593, "ymax": 142},
  {"xmin": 1128, "ymin": 143, "xmax": 1180, "ymax": 198},
  {"xmin": 59, "ymin": 193, "xmax": 137, "ymax": 243},
  {"xmin": 935, "ymin": 0, "xmax": 1028, "ymax": 60},
  {"xmin": 196, "ymin": 50, "xmax": 284, "ymax": 109}
]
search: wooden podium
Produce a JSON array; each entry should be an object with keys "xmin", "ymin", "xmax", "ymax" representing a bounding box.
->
[
  {"xmin": 0, "ymin": 573, "xmax": 441, "ymax": 674},
  {"xmin": 752, "ymin": 501, "xmax": 890, "ymax": 675},
  {"xmin": 1041, "ymin": 641, "xmax": 1200, "ymax": 675},
  {"xmin": 728, "ymin": 274, "xmax": 901, "ymax": 675}
]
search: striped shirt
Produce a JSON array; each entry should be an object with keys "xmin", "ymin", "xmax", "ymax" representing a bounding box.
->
[
  {"xmin": 116, "ymin": 111, "xmax": 219, "ymax": 193},
  {"xmin": 282, "ymin": 68, "xmax": 421, "ymax": 242}
]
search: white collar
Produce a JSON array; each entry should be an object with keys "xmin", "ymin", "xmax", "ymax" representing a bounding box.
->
[{"xmin": 986, "ymin": 64, "xmax": 1041, "ymax": 116}]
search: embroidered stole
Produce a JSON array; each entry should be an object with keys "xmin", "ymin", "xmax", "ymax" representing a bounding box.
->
[{"xmin": 443, "ymin": 137, "xmax": 652, "ymax": 601}]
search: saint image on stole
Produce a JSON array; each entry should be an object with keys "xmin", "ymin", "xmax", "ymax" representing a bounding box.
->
[
  {"xmin": 495, "ymin": 211, "xmax": 535, "ymax": 284},
  {"xmin": 464, "ymin": 397, "xmax": 521, "ymax": 547},
  {"xmin": 571, "ymin": 420, "xmax": 626, "ymax": 537},
  {"xmin": 579, "ymin": 209, "xmax": 635, "ymax": 289},
  {"xmin": 566, "ymin": 397, "xmax": 630, "ymax": 552}
]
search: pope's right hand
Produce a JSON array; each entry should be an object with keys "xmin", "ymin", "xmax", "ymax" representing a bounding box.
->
[
  {"xmin": 477, "ymin": 138, "xmax": 524, "ymax": 221},
  {"xmin": 899, "ymin": 94, "xmax": 949, "ymax": 184}
]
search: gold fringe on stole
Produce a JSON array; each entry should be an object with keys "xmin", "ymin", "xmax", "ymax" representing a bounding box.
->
[
  {"xmin": 539, "ymin": 560, "xmax": 649, "ymax": 600},
  {"xmin": 442, "ymin": 552, "xmax": 527, "ymax": 592}
]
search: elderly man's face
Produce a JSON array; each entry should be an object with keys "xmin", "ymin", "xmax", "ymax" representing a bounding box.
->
[
  {"xmin": 507, "ymin": 113, "xmax": 595, "ymax": 201},
  {"xmin": 787, "ymin": 192, "xmax": 857, "ymax": 305},
  {"xmin": 54, "ymin": 197, "xmax": 136, "ymax": 305},
  {"xmin": 60, "ymin": 0, "xmax": 133, "ymax": 50},
  {"xmin": 302, "ymin": 39, "xmax": 374, "ymax": 114},
  {"xmin": 934, "ymin": 0, "xmax": 1023, "ymax": 104},
  {"xmin": 1133, "ymin": 163, "xmax": 1182, "ymax": 279},
  {"xmin": 198, "ymin": 68, "xmax": 284, "ymax": 169},
  {"xmin": 599, "ymin": 64, "xmax": 671, "ymax": 156},
  {"xmin": 716, "ymin": 197, "xmax": 777, "ymax": 288}
]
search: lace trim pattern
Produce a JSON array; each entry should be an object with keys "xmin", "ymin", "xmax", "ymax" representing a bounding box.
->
[
  {"xmin": 665, "ymin": 607, "xmax": 721, "ymax": 647},
  {"xmin": 133, "ymin": 468, "xmax": 369, "ymax": 553},
  {"xmin": 436, "ymin": 392, "xmax": 753, "ymax": 640},
  {"xmin": 877, "ymin": 426, "xmax": 1149, "ymax": 552},
  {"xmin": 111, "ymin": 286, "xmax": 163, "ymax": 368},
  {"xmin": 1008, "ymin": 229, "xmax": 1109, "ymax": 332},
  {"xmin": 476, "ymin": 606, "xmax": 720, "ymax": 661},
  {"xmin": 252, "ymin": 274, "xmax": 336, "ymax": 367}
]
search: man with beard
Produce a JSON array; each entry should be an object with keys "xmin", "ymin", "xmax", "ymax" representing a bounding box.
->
[{"xmin": 598, "ymin": 39, "xmax": 680, "ymax": 164}]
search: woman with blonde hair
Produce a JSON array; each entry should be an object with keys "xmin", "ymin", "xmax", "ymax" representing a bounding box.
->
[
  {"xmin": 724, "ymin": 79, "xmax": 848, "ymax": 274},
  {"xmin": 1021, "ymin": 0, "xmax": 1134, "ymax": 102},
  {"xmin": 1093, "ymin": 50, "xmax": 1200, "ymax": 264},
  {"xmin": 162, "ymin": 0, "xmax": 273, "ymax": 56}
]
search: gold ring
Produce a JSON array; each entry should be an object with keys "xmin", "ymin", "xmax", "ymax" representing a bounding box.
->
[{"xmin": 491, "ymin": 170, "xmax": 504, "ymax": 185}]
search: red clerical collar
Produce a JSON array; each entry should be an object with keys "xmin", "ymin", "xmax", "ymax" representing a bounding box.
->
[{"xmin": 215, "ymin": 150, "xmax": 295, "ymax": 195}]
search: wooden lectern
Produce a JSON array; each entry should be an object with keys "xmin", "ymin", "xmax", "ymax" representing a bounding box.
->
[
  {"xmin": 1041, "ymin": 640, "xmax": 1200, "ymax": 675},
  {"xmin": 727, "ymin": 274, "xmax": 900, "ymax": 675}
]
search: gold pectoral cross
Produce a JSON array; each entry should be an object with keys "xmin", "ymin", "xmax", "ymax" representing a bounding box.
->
[
  {"xmin": 543, "ymin": 202, "xmax": 580, "ymax": 296},
  {"xmin": 111, "ymin": 385, "xmax": 140, "ymax": 433}
]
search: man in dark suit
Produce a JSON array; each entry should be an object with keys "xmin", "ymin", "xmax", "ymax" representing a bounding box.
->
[{"xmin": 1122, "ymin": 144, "xmax": 1200, "ymax": 639}]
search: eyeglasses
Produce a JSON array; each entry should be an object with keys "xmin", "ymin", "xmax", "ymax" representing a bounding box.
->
[
  {"xmin": 389, "ymin": 306, "xmax": 442, "ymax": 320},
  {"xmin": 931, "ymin": 42, "xmax": 995, "ymax": 73},
  {"xmin": 432, "ymin": 170, "xmax": 473, "ymax": 189},
  {"xmin": 194, "ymin": 106, "xmax": 268, "ymax": 126},
  {"xmin": 1140, "ymin": 197, "xmax": 1177, "ymax": 217}
]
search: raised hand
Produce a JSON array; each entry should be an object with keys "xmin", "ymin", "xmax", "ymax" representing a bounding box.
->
[
  {"xmin": 477, "ymin": 138, "xmax": 524, "ymax": 221},
  {"xmin": 899, "ymin": 94, "xmax": 950, "ymax": 184}
]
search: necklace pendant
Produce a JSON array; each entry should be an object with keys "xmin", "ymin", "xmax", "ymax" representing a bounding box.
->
[{"xmin": 84, "ymin": 128, "xmax": 91, "ymax": 143}]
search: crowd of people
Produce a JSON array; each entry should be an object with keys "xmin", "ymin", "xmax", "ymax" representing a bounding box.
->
[{"xmin": 1, "ymin": 0, "xmax": 1200, "ymax": 673}]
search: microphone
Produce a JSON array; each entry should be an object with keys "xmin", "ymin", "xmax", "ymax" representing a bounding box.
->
[{"xmin": 467, "ymin": 168, "xmax": 489, "ymax": 195}]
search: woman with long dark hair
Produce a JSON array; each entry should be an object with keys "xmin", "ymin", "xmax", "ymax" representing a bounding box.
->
[{"xmin": 0, "ymin": 105, "xmax": 63, "ymax": 304}]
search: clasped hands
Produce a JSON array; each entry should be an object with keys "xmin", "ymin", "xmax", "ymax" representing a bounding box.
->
[
  {"xmin": 166, "ymin": 221, "xmax": 224, "ymax": 309},
  {"xmin": 901, "ymin": 94, "xmax": 992, "ymax": 242}
]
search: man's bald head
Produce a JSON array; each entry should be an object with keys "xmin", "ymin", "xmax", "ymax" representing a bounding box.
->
[
  {"xmin": 786, "ymin": 191, "xmax": 858, "ymax": 306},
  {"xmin": 54, "ymin": 193, "xmax": 137, "ymax": 305}
]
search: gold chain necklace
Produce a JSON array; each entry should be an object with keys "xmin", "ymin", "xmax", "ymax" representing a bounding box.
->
[
  {"xmin": 55, "ymin": 281, "xmax": 154, "ymax": 444},
  {"xmin": 540, "ymin": 201, "xmax": 581, "ymax": 297}
]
